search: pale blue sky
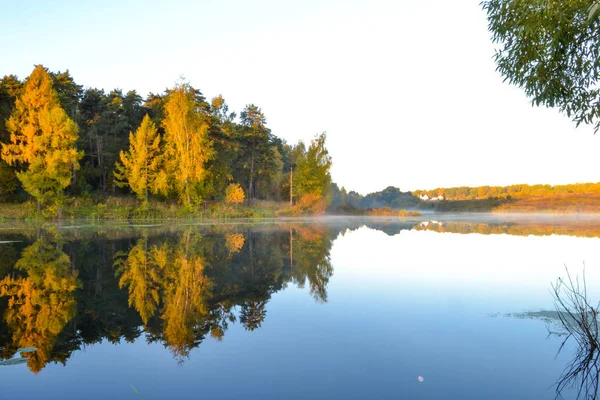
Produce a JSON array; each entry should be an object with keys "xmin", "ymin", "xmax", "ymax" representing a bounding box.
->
[{"xmin": 2, "ymin": 0, "xmax": 599, "ymax": 194}]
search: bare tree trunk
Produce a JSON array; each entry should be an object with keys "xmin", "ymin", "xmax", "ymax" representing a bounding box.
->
[
  {"xmin": 290, "ymin": 166, "xmax": 293, "ymax": 206},
  {"xmin": 70, "ymin": 162, "xmax": 77, "ymax": 192},
  {"xmin": 248, "ymin": 151, "xmax": 255, "ymax": 201},
  {"xmin": 96, "ymin": 136, "xmax": 102, "ymax": 168}
]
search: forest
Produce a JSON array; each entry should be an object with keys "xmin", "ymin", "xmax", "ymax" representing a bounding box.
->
[
  {"xmin": 0, "ymin": 65, "xmax": 334, "ymax": 217},
  {"xmin": 3, "ymin": 65, "xmax": 600, "ymax": 220}
]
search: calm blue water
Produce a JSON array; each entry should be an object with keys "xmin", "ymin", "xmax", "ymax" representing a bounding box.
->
[{"xmin": 1, "ymin": 216, "xmax": 599, "ymax": 399}]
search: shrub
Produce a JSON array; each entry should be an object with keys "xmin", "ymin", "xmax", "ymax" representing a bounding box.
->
[
  {"xmin": 295, "ymin": 194, "xmax": 327, "ymax": 215},
  {"xmin": 225, "ymin": 183, "xmax": 245, "ymax": 205}
]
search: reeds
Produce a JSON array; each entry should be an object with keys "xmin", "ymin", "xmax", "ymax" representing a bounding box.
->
[{"xmin": 551, "ymin": 266, "xmax": 600, "ymax": 399}]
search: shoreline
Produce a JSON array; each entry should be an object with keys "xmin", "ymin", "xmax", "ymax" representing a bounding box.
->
[{"xmin": 2, "ymin": 211, "xmax": 600, "ymax": 228}]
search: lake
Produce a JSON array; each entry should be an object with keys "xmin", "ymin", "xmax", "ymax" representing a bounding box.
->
[{"xmin": 1, "ymin": 214, "xmax": 600, "ymax": 399}]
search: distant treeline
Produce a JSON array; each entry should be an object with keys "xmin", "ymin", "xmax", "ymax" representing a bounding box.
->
[
  {"xmin": 413, "ymin": 182, "xmax": 600, "ymax": 201},
  {"xmin": 328, "ymin": 181, "xmax": 600, "ymax": 213},
  {"xmin": 329, "ymin": 185, "xmax": 419, "ymax": 211}
]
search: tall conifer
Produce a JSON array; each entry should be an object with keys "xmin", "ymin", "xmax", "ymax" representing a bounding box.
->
[
  {"xmin": 114, "ymin": 114, "xmax": 164, "ymax": 204},
  {"xmin": 1, "ymin": 65, "xmax": 81, "ymax": 209}
]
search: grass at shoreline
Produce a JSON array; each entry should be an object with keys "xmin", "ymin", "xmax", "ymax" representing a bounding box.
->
[
  {"xmin": 0, "ymin": 197, "xmax": 287, "ymax": 222},
  {"xmin": 2, "ymin": 192, "xmax": 600, "ymax": 222}
]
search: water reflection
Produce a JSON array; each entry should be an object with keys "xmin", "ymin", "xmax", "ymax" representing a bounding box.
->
[
  {"xmin": 556, "ymin": 341, "xmax": 600, "ymax": 400},
  {"xmin": 0, "ymin": 224, "xmax": 338, "ymax": 372},
  {"xmin": 0, "ymin": 232, "xmax": 80, "ymax": 374},
  {"xmin": 506, "ymin": 269, "xmax": 600, "ymax": 400},
  {"xmin": 529, "ymin": 311, "xmax": 600, "ymax": 400},
  {"xmin": 2, "ymin": 217, "xmax": 600, "ymax": 378},
  {"xmin": 415, "ymin": 219, "xmax": 600, "ymax": 238},
  {"xmin": 551, "ymin": 270, "xmax": 600, "ymax": 400}
]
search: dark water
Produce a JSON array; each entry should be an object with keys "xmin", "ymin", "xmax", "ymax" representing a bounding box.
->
[{"xmin": 1, "ymin": 216, "xmax": 600, "ymax": 399}]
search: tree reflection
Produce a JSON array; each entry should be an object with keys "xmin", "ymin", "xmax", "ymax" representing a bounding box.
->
[
  {"xmin": 6, "ymin": 220, "xmax": 600, "ymax": 376},
  {"xmin": 115, "ymin": 236, "xmax": 164, "ymax": 325},
  {"xmin": 0, "ymin": 223, "xmax": 342, "ymax": 370},
  {"xmin": 161, "ymin": 231, "xmax": 213, "ymax": 360},
  {"xmin": 290, "ymin": 225, "xmax": 334, "ymax": 303},
  {"xmin": 118, "ymin": 226, "xmax": 336, "ymax": 361},
  {"xmin": 239, "ymin": 299, "xmax": 267, "ymax": 331},
  {"xmin": 0, "ymin": 233, "xmax": 81, "ymax": 373}
]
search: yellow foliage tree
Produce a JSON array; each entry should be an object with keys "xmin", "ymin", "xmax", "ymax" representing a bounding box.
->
[
  {"xmin": 114, "ymin": 115, "xmax": 165, "ymax": 204},
  {"xmin": 225, "ymin": 183, "xmax": 245, "ymax": 205},
  {"xmin": 162, "ymin": 84, "xmax": 213, "ymax": 207},
  {"xmin": 0, "ymin": 65, "xmax": 82, "ymax": 210}
]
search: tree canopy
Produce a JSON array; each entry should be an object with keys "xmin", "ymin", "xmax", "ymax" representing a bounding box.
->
[
  {"xmin": 295, "ymin": 133, "xmax": 332, "ymax": 201},
  {"xmin": 482, "ymin": 0, "xmax": 600, "ymax": 131},
  {"xmin": 162, "ymin": 83, "xmax": 213, "ymax": 206},
  {"xmin": 0, "ymin": 65, "xmax": 337, "ymax": 212},
  {"xmin": 1, "ymin": 66, "xmax": 81, "ymax": 208},
  {"xmin": 114, "ymin": 114, "xmax": 163, "ymax": 204}
]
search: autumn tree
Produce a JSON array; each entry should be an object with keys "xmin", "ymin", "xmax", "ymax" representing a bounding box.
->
[
  {"xmin": 482, "ymin": 0, "xmax": 600, "ymax": 131},
  {"xmin": 295, "ymin": 133, "xmax": 332, "ymax": 201},
  {"xmin": 114, "ymin": 114, "xmax": 165, "ymax": 204},
  {"xmin": 1, "ymin": 65, "xmax": 82, "ymax": 210},
  {"xmin": 162, "ymin": 83, "xmax": 213, "ymax": 206}
]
